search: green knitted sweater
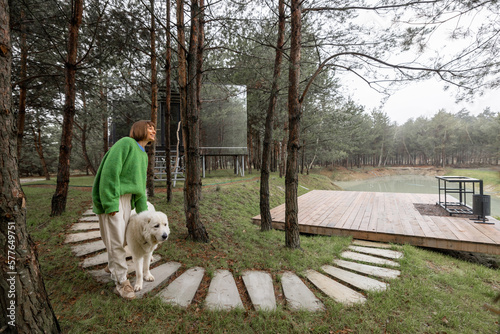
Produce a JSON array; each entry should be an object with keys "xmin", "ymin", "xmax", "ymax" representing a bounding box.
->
[{"xmin": 92, "ymin": 137, "xmax": 148, "ymax": 214}]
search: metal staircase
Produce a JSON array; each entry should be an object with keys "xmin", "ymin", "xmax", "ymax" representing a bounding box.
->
[{"xmin": 154, "ymin": 150, "xmax": 184, "ymax": 187}]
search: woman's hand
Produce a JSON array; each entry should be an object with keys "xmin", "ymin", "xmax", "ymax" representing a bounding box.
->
[{"xmin": 109, "ymin": 212, "xmax": 117, "ymax": 216}]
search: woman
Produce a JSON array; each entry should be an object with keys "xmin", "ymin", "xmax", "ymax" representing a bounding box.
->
[{"xmin": 92, "ymin": 120, "xmax": 156, "ymax": 299}]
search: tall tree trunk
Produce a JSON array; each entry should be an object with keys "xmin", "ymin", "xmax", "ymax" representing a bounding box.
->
[
  {"xmin": 247, "ymin": 126, "xmax": 253, "ymax": 174},
  {"xmin": 260, "ymin": 0, "xmax": 285, "ymax": 231},
  {"xmin": 280, "ymin": 121, "xmax": 287, "ymax": 178},
  {"xmin": 76, "ymin": 91, "xmax": 96, "ymax": 175},
  {"xmin": 378, "ymin": 141, "xmax": 384, "ymax": 167},
  {"xmin": 177, "ymin": 0, "xmax": 209, "ymax": 242},
  {"xmin": 184, "ymin": 0, "xmax": 208, "ymax": 242},
  {"xmin": 301, "ymin": 139, "xmax": 305, "ymax": 174},
  {"xmin": 165, "ymin": 0, "xmax": 172, "ymax": 202},
  {"xmin": 51, "ymin": 0, "xmax": 84, "ymax": 216},
  {"xmin": 0, "ymin": 2, "xmax": 60, "ymax": 331},
  {"xmin": 147, "ymin": 0, "xmax": 158, "ymax": 198},
  {"xmin": 176, "ymin": 0, "xmax": 187, "ymax": 152},
  {"xmin": 99, "ymin": 68, "xmax": 108, "ymax": 155},
  {"xmin": 16, "ymin": 8, "xmax": 27, "ymax": 160},
  {"xmin": 285, "ymin": 0, "xmax": 302, "ymax": 249},
  {"xmin": 31, "ymin": 115, "xmax": 51, "ymax": 180}
]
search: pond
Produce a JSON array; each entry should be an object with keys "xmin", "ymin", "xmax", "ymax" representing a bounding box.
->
[{"xmin": 335, "ymin": 175, "xmax": 500, "ymax": 217}]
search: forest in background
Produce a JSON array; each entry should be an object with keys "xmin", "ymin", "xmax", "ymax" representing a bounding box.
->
[{"xmin": 11, "ymin": 1, "xmax": 500, "ymax": 179}]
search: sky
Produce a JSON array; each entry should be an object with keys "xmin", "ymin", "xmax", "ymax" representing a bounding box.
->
[
  {"xmin": 343, "ymin": 74, "xmax": 499, "ymax": 125},
  {"xmin": 340, "ymin": 6, "xmax": 499, "ymax": 125}
]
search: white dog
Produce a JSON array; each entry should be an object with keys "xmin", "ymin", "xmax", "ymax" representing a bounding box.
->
[{"xmin": 126, "ymin": 209, "xmax": 170, "ymax": 291}]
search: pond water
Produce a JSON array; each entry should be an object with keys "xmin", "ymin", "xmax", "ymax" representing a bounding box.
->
[{"xmin": 335, "ymin": 175, "xmax": 500, "ymax": 217}]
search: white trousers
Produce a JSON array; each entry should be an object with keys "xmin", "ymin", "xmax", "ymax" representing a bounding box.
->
[{"xmin": 98, "ymin": 194, "xmax": 132, "ymax": 285}]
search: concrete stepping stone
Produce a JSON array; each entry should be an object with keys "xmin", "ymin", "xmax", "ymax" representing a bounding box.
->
[
  {"xmin": 281, "ymin": 271, "xmax": 324, "ymax": 312},
  {"xmin": 71, "ymin": 223, "xmax": 99, "ymax": 231},
  {"xmin": 306, "ymin": 270, "xmax": 366, "ymax": 305},
  {"xmin": 334, "ymin": 259, "xmax": 400, "ymax": 279},
  {"xmin": 134, "ymin": 262, "xmax": 182, "ymax": 299},
  {"xmin": 157, "ymin": 267, "xmax": 205, "ymax": 308},
  {"xmin": 82, "ymin": 252, "xmax": 111, "ymax": 268},
  {"xmin": 321, "ymin": 265, "xmax": 388, "ymax": 292},
  {"xmin": 81, "ymin": 248, "xmax": 138, "ymax": 268},
  {"xmin": 341, "ymin": 251, "xmax": 400, "ymax": 267},
  {"xmin": 82, "ymin": 209, "xmax": 95, "ymax": 216},
  {"xmin": 242, "ymin": 271, "xmax": 276, "ymax": 311},
  {"xmin": 79, "ymin": 215, "xmax": 99, "ymax": 222},
  {"xmin": 205, "ymin": 270, "xmax": 243, "ymax": 311},
  {"xmin": 71, "ymin": 240, "xmax": 106, "ymax": 257},
  {"xmin": 65, "ymin": 231, "xmax": 101, "ymax": 243},
  {"xmin": 348, "ymin": 245, "xmax": 403, "ymax": 259},
  {"xmin": 88, "ymin": 255, "xmax": 161, "ymax": 283},
  {"xmin": 353, "ymin": 239, "xmax": 393, "ymax": 249}
]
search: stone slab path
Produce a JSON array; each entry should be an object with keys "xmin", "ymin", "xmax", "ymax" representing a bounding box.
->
[
  {"xmin": 87, "ymin": 255, "xmax": 162, "ymax": 283},
  {"xmin": 321, "ymin": 265, "xmax": 388, "ymax": 292},
  {"xmin": 65, "ymin": 230, "xmax": 101, "ymax": 243},
  {"xmin": 71, "ymin": 223, "xmax": 99, "ymax": 231},
  {"xmin": 67, "ymin": 208, "xmax": 406, "ymax": 311},
  {"xmin": 79, "ymin": 215, "xmax": 99, "ymax": 222},
  {"xmin": 348, "ymin": 245, "xmax": 404, "ymax": 259},
  {"xmin": 157, "ymin": 267, "xmax": 205, "ymax": 308},
  {"xmin": 242, "ymin": 271, "xmax": 276, "ymax": 311},
  {"xmin": 205, "ymin": 269, "xmax": 244, "ymax": 311},
  {"xmin": 341, "ymin": 250, "xmax": 400, "ymax": 267},
  {"xmin": 134, "ymin": 262, "xmax": 181, "ymax": 299},
  {"xmin": 281, "ymin": 271, "xmax": 324, "ymax": 311},
  {"xmin": 71, "ymin": 240, "xmax": 106, "ymax": 257},
  {"xmin": 306, "ymin": 269, "xmax": 366, "ymax": 305},
  {"xmin": 333, "ymin": 259, "xmax": 401, "ymax": 279}
]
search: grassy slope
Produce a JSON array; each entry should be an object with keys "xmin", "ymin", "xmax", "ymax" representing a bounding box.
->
[
  {"xmin": 448, "ymin": 168, "xmax": 500, "ymax": 196},
  {"xmin": 24, "ymin": 169, "xmax": 500, "ymax": 333}
]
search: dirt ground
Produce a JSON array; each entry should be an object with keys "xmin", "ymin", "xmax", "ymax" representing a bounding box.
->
[{"xmin": 326, "ymin": 166, "xmax": 446, "ymax": 181}]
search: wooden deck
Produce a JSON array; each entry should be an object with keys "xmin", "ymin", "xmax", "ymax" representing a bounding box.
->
[{"xmin": 252, "ymin": 190, "xmax": 500, "ymax": 255}]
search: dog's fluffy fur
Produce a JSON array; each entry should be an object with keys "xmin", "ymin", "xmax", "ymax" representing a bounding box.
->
[{"xmin": 126, "ymin": 209, "xmax": 170, "ymax": 291}]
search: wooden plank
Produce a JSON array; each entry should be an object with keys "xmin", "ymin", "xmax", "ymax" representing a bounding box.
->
[
  {"xmin": 397, "ymin": 195, "xmax": 420, "ymax": 237},
  {"xmin": 258, "ymin": 190, "xmax": 500, "ymax": 256},
  {"xmin": 326, "ymin": 192, "xmax": 359, "ymax": 228},
  {"xmin": 357, "ymin": 193, "xmax": 375, "ymax": 231},
  {"xmin": 387, "ymin": 193, "xmax": 405, "ymax": 235},
  {"xmin": 336, "ymin": 192, "xmax": 366, "ymax": 229},
  {"xmin": 445, "ymin": 217, "xmax": 495, "ymax": 244},
  {"xmin": 469, "ymin": 221, "xmax": 500, "ymax": 244},
  {"xmin": 348, "ymin": 193, "xmax": 372, "ymax": 231},
  {"xmin": 365, "ymin": 192, "xmax": 382, "ymax": 232},
  {"xmin": 315, "ymin": 192, "xmax": 347, "ymax": 227},
  {"xmin": 300, "ymin": 191, "xmax": 335, "ymax": 227},
  {"xmin": 389, "ymin": 194, "xmax": 412, "ymax": 236},
  {"xmin": 352, "ymin": 240, "xmax": 393, "ymax": 249}
]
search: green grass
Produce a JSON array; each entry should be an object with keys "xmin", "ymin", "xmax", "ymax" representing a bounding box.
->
[
  {"xmin": 23, "ymin": 169, "xmax": 500, "ymax": 333},
  {"xmin": 448, "ymin": 168, "xmax": 500, "ymax": 195}
]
